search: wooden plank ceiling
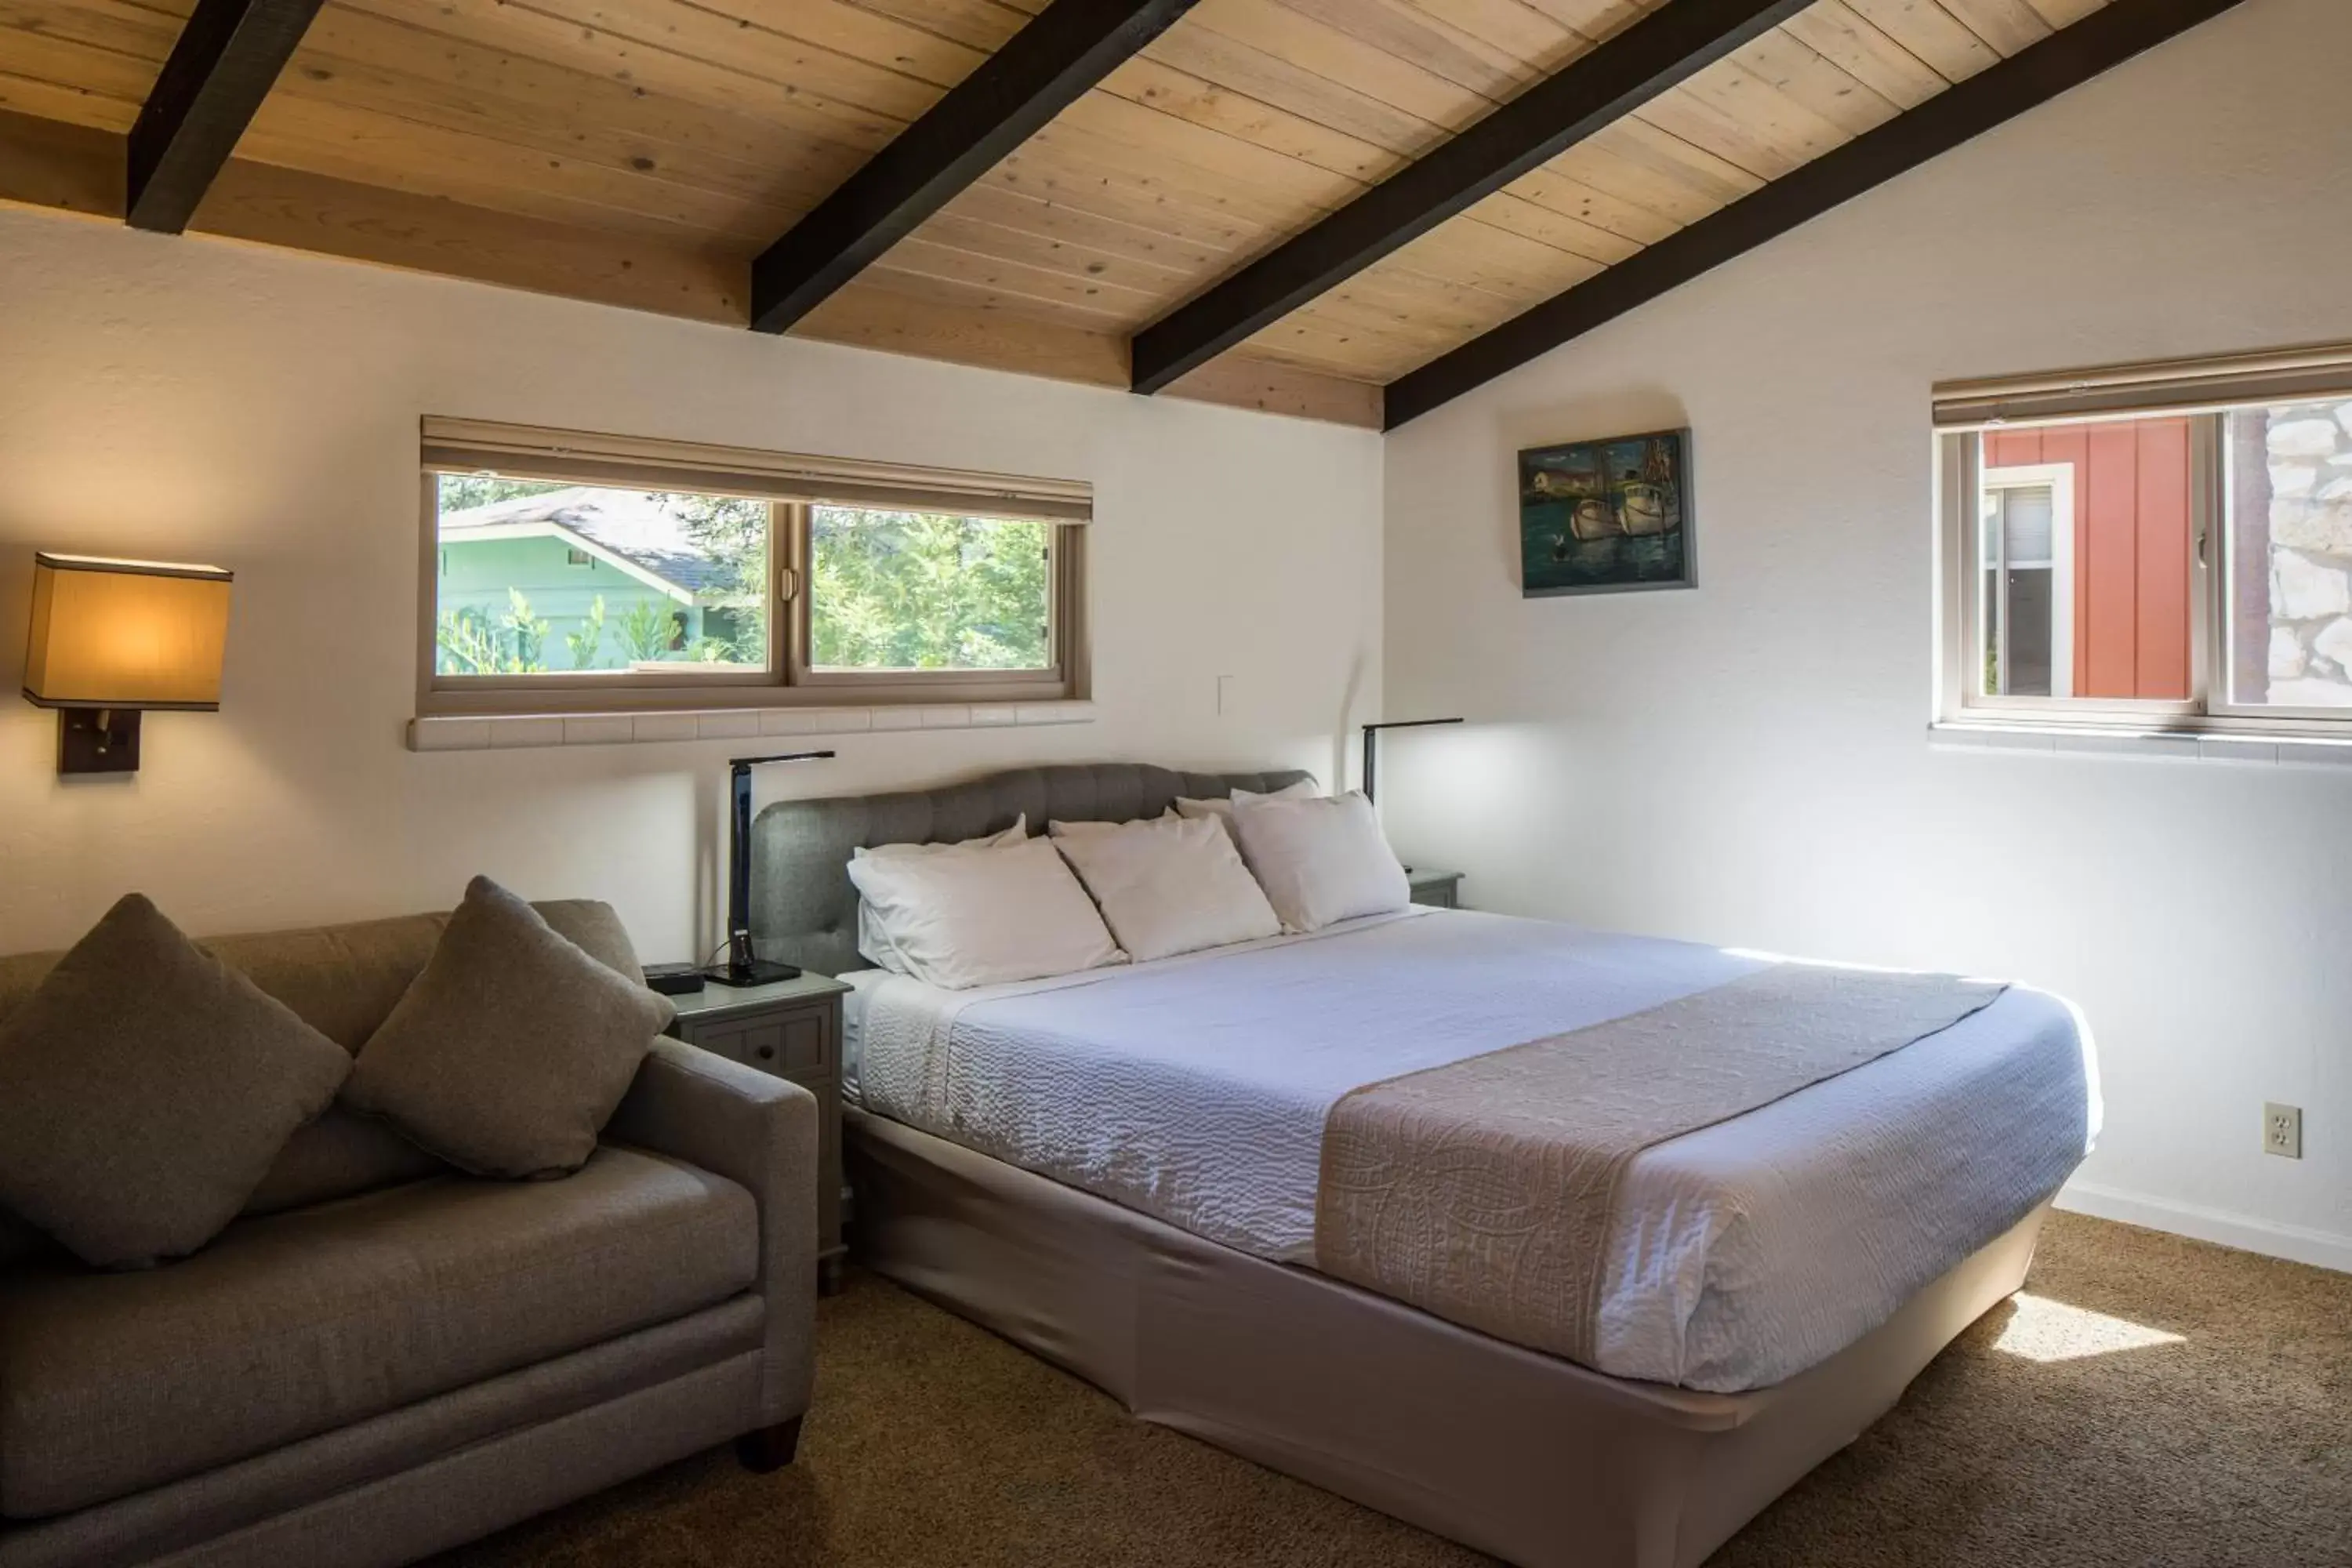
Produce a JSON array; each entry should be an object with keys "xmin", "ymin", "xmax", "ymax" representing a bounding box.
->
[{"xmin": 0, "ymin": 0, "xmax": 2151, "ymax": 427}]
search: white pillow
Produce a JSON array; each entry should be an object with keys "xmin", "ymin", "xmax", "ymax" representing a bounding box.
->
[
  {"xmin": 853, "ymin": 818, "xmax": 1029, "ymax": 973},
  {"xmin": 860, "ymin": 817, "xmax": 1029, "ymax": 858},
  {"xmin": 1047, "ymin": 814, "xmax": 1281, "ymax": 962},
  {"xmin": 1226, "ymin": 789, "xmax": 1410, "ymax": 934},
  {"xmin": 1045, "ymin": 813, "xmax": 1162, "ymax": 837},
  {"xmin": 847, "ymin": 837, "xmax": 1125, "ymax": 989},
  {"xmin": 1172, "ymin": 779, "xmax": 1317, "ymax": 822}
]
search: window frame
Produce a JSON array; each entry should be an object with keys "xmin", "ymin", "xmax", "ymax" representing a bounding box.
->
[
  {"xmin": 779, "ymin": 501, "xmax": 1081, "ymax": 701},
  {"xmin": 415, "ymin": 427, "xmax": 1087, "ymax": 718},
  {"xmin": 2205, "ymin": 423, "xmax": 2352, "ymax": 726}
]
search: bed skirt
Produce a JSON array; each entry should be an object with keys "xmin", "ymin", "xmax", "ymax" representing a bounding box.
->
[{"xmin": 845, "ymin": 1106, "xmax": 2049, "ymax": 1568}]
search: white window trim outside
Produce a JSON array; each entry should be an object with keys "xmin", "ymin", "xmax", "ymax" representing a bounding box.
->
[{"xmin": 1978, "ymin": 461, "xmax": 2077, "ymax": 700}]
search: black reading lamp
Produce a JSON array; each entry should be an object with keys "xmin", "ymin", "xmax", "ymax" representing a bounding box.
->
[
  {"xmin": 705, "ymin": 750, "xmax": 836, "ymax": 987},
  {"xmin": 1359, "ymin": 717, "xmax": 1464, "ymax": 805}
]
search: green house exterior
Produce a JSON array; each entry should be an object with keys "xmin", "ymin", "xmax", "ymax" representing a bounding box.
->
[{"xmin": 436, "ymin": 534, "xmax": 703, "ymax": 673}]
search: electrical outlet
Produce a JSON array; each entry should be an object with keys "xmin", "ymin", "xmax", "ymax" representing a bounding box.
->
[{"xmin": 2264, "ymin": 1102, "xmax": 2303, "ymax": 1160}]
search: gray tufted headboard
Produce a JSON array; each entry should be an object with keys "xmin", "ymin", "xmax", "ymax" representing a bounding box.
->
[{"xmin": 747, "ymin": 762, "xmax": 1314, "ymax": 977}]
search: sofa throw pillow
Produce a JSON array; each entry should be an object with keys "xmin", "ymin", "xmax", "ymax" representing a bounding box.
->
[
  {"xmin": 343, "ymin": 877, "xmax": 673, "ymax": 1179},
  {"xmin": 854, "ymin": 818, "xmax": 1027, "ymax": 973},
  {"xmin": 1048, "ymin": 813, "xmax": 1282, "ymax": 962},
  {"xmin": 0, "ymin": 894, "xmax": 352, "ymax": 1269},
  {"xmin": 1227, "ymin": 789, "xmax": 1412, "ymax": 934}
]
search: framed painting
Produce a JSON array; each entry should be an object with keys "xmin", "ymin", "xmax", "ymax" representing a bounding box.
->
[{"xmin": 1518, "ymin": 427, "xmax": 1694, "ymax": 597}]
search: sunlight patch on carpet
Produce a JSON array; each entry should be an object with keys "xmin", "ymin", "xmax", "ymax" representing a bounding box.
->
[{"xmin": 1992, "ymin": 1291, "xmax": 2185, "ymax": 1363}]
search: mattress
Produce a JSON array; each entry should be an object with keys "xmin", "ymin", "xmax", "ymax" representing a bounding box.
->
[{"xmin": 842, "ymin": 909, "xmax": 2098, "ymax": 1392}]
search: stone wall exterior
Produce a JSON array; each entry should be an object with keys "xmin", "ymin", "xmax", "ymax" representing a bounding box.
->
[{"xmin": 2264, "ymin": 403, "xmax": 2352, "ymax": 706}]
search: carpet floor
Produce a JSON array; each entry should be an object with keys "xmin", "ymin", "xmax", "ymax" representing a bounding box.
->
[{"xmin": 430, "ymin": 1211, "xmax": 2352, "ymax": 1567}]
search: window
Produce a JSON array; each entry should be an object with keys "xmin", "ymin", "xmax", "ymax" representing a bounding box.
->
[
  {"xmin": 418, "ymin": 421, "xmax": 1087, "ymax": 715},
  {"xmin": 802, "ymin": 508, "xmax": 1052, "ymax": 677},
  {"xmin": 432, "ymin": 477, "xmax": 771, "ymax": 678},
  {"xmin": 2223, "ymin": 400, "xmax": 2352, "ymax": 713},
  {"xmin": 1978, "ymin": 465, "xmax": 2074, "ymax": 699},
  {"xmin": 1936, "ymin": 346, "xmax": 2352, "ymax": 736}
]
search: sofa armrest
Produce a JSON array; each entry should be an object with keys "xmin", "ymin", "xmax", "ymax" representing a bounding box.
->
[{"xmin": 607, "ymin": 1037, "xmax": 816, "ymax": 1425}]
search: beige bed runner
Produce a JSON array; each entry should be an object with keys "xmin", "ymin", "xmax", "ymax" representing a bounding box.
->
[{"xmin": 1315, "ymin": 964, "xmax": 2005, "ymax": 1367}]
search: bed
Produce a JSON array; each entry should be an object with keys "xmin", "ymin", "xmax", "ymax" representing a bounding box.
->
[{"xmin": 750, "ymin": 764, "xmax": 2099, "ymax": 1568}]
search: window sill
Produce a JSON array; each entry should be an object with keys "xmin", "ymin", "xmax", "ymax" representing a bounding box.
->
[
  {"xmin": 1929, "ymin": 720, "xmax": 2352, "ymax": 766},
  {"xmin": 408, "ymin": 699, "xmax": 1096, "ymax": 753}
]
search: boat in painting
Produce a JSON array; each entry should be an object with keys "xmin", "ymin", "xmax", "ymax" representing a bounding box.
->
[{"xmin": 1516, "ymin": 429, "xmax": 1693, "ymax": 595}]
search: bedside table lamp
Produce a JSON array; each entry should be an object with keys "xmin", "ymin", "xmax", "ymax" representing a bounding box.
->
[
  {"xmin": 707, "ymin": 750, "xmax": 836, "ymax": 987},
  {"xmin": 1359, "ymin": 716, "xmax": 1463, "ymax": 804},
  {"xmin": 1360, "ymin": 716, "xmax": 1465, "ymax": 898},
  {"xmin": 20, "ymin": 552, "xmax": 234, "ymax": 775}
]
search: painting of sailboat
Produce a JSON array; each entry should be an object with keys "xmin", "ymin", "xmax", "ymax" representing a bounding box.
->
[{"xmin": 1519, "ymin": 428, "xmax": 1693, "ymax": 596}]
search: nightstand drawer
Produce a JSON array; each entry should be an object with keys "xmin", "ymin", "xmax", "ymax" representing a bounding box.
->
[{"xmin": 689, "ymin": 1011, "xmax": 833, "ymax": 1075}]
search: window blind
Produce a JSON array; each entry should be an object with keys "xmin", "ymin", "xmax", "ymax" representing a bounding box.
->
[
  {"xmin": 419, "ymin": 418, "xmax": 1093, "ymax": 524},
  {"xmin": 1933, "ymin": 342, "xmax": 2352, "ymax": 430}
]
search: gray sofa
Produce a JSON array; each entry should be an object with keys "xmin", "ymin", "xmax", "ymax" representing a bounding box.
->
[{"xmin": 0, "ymin": 902, "xmax": 817, "ymax": 1568}]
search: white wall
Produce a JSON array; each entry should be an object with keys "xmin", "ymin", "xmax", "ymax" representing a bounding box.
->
[
  {"xmin": 0, "ymin": 209, "xmax": 1382, "ymax": 964},
  {"xmin": 1382, "ymin": 0, "xmax": 2352, "ymax": 1269}
]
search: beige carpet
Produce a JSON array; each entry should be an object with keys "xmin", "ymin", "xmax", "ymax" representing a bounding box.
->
[{"xmin": 431, "ymin": 1211, "xmax": 2352, "ymax": 1567}]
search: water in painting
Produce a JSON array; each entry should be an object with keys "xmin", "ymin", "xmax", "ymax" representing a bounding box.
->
[{"xmin": 1518, "ymin": 429, "xmax": 1692, "ymax": 595}]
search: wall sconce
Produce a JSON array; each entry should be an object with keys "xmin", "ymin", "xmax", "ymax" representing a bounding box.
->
[{"xmin": 20, "ymin": 552, "xmax": 233, "ymax": 775}]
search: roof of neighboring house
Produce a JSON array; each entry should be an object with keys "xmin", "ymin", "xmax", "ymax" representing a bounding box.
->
[{"xmin": 438, "ymin": 488, "xmax": 729, "ymax": 599}]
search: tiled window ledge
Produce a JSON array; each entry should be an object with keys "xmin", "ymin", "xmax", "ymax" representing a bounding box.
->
[
  {"xmin": 1929, "ymin": 721, "xmax": 2352, "ymax": 766},
  {"xmin": 409, "ymin": 701, "xmax": 1096, "ymax": 753}
]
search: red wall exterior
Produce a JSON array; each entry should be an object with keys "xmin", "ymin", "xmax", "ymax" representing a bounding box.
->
[{"xmin": 1984, "ymin": 419, "xmax": 2192, "ymax": 701}]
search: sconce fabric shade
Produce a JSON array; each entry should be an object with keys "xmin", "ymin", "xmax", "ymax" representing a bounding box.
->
[{"xmin": 23, "ymin": 554, "xmax": 234, "ymax": 711}]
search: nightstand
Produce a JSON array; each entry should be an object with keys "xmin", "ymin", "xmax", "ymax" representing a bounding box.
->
[
  {"xmin": 665, "ymin": 972, "xmax": 852, "ymax": 1294},
  {"xmin": 1407, "ymin": 868, "xmax": 1465, "ymax": 909}
]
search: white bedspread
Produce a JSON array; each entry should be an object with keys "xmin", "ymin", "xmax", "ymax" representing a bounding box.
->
[{"xmin": 844, "ymin": 909, "xmax": 2098, "ymax": 1392}]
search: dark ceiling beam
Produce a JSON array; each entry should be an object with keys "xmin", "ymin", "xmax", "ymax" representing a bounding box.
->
[
  {"xmin": 1127, "ymin": 0, "xmax": 1817, "ymax": 395},
  {"xmin": 1383, "ymin": 0, "xmax": 2248, "ymax": 429},
  {"xmin": 752, "ymin": 0, "xmax": 1198, "ymax": 336},
  {"xmin": 126, "ymin": 0, "xmax": 327, "ymax": 233}
]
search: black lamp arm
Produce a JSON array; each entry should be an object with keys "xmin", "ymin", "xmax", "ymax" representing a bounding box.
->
[{"xmin": 1359, "ymin": 717, "xmax": 1464, "ymax": 804}]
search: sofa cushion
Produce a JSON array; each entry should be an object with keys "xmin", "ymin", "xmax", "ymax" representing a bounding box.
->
[
  {"xmin": 0, "ymin": 1145, "xmax": 756, "ymax": 1520},
  {"xmin": 344, "ymin": 879, "xmax": 674, "ymax": 1178},
  {"xmin": 0, "ymin": 896, "xmax": 353, "ymax": 1269}
]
